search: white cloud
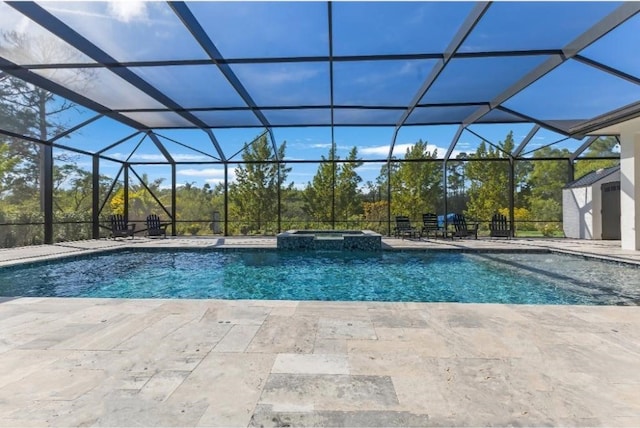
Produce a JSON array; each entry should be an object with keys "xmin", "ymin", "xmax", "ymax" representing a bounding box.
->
[
  {"xmin": 178, "ymin": 168, "xmax": 225, "ymax": 178},
  {"xmin": 355, "ymin": 164, "xmax": 384, "ymax": 172},
  {"xmin": 359, "ymin": 142, "xmax": 455, "ymax": 158},
  {"xmin": 204, "ymin": 178, "xmax": 225, "ymax": 185},
  {"xmin": 358, "ymin": 144, "xmax": 392, "ymax": 156},
  {"xmin": 107, "ymin": 2, "xmax": 148, "ymax": 23},
  {"xmin": 44, "ymin": 2, "xmax": 150, "ymax": 24}
]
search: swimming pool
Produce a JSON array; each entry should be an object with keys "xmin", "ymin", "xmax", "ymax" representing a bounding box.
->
[{"xmin": 1, "ymin": 249, "xmax": 639, "ymax": 305}]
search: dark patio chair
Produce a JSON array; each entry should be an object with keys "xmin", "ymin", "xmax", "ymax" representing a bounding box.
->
[
  {"xmin": 109, "ymin": 214, "xmax": 135, "ymax": 239},
  {"xmin": 421, "ymin": 213, "xmax": 447, "ymax": 239},
  {"xmin": 394, "ymin": 215, "xmax": 421, "ymax": 239},
  {"xmin": 490, "ymin": 213, "xmax": 512, "ymax": 238},
  {"xmin": 146, "ymin": 214, "xmax": 168, "ymax": 238},
  {"xmin": 451, "ymin": 213, "xmax": 478, "ymax": 239}
]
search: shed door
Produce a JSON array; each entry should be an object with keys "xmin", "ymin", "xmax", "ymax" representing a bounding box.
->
[{"xmin": 601, "ymin": 181, "xmax": 620, "ymax": 240}]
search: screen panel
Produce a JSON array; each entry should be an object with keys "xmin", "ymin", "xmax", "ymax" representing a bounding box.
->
[
  {"xmin": 334, "ymin": 59, "xmax": 437, "ymax": 106},
  {"xmin": 0, "ymin": 2, "xmax": 95, "ymax": 65},
  {"xmin": 580, "ymin": 13, "xmax": 640, "ymax": 80},
  {"xmin": 39, "ymin": 1, "xmax": 208, "ymax": 62},
  {"xmin": 189, "ymin": 1, "xmax": 328, "ymax": 59},
  {"xmin": 460, "ymin": 2, "xmax": 621, "ymax": 52},
  {"xmin": 230, "ymin": 62, "xmax": 330, "ymax": 107},
  {"xmin": 421, "ymin": 56, "xmax": 549, "ymax": 104},
  {"xmin": 130, "ymin": 65, "xmax": 248, "ymax": 109},
  {"xmin": 332, "ymin": 2, "xmax": 474, "ymax": 56},
  {"xmin": 502, "ymin": 59, "xmax": 640, "ymax": 121}
]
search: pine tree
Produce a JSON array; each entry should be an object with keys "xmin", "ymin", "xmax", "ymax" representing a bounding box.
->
[{"xmin": 230, "ymin": 135, "xmax": 289, "ymax": 234}]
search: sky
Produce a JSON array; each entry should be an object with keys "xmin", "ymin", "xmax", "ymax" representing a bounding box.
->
[{"xmin": 1, "ymin": 1, "xmax": 636, "ymax": 188}]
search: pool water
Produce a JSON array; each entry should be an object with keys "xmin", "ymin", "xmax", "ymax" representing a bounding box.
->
[{"xmin": 0, "ymin": 250, "xmax": 638, "ymax": 305}]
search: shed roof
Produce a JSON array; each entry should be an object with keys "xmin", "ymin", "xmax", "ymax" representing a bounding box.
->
[{"xmin": 565, "ymin": 165, "xmax": 620, "ymax": 189}]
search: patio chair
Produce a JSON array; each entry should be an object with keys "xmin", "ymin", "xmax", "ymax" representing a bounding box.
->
[
  {"xmin": 146, "ymin": 214, "xmax": 168, "ymax": 238},
  {"xmin": 109, "ymin": 214, "xmax": 135, "ymax": 239},
  {"xmin": 490, "ymin": 213, "xmax": 512, "ymax": 238},
  {"xmin": 421, "ymin": 213, "xmax": 447, "ymax": 239},
  {"xmin": 394, "ymin": 215, "xmax": 421, "ymax": 239},
  {"xmin": 451, "ymin": 213, "xmax": 478, "ymax": 239}
]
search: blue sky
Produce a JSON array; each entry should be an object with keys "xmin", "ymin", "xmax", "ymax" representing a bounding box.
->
[{"xmin": 2, "ymin": 1, "xmax": 636, "ymax": 189}]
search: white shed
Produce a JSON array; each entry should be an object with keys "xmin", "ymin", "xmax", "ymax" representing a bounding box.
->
[{"xmin": 563, "ymin": 166, "xmax": 620, "ymax": 240}]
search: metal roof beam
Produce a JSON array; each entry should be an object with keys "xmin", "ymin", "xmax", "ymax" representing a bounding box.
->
[
  {"xmin": 495, "ymin": 106, "xmax": 572, "ymax": 136},
  {"xmin": 97, "ymin": 131, "xmax": 143, "ymax": 155},
  {"xmin": 169, "ymin": 1, "xmax": 278, "ymax": 160},
  {"xmin": 570, "ymin": 136, "xmax": 598, "ymax": 162},
  {"xmin": 151, "ymin": 131, "xmax": 221, "ymax": 161},
  {"xmin": 0, "ymin": 58, "xmax": 146, "ymax": 130},
  {"xmin": 513, "ymin": 125, "xmax": 540, "ymax": 158},
  {"xmin": 48, "ymin": 114, "xmax": 103, "ymax": 143},
  {"xmin": 7, "ymin": 2, "xmax": 215, "ymax": 133},
  {"xmin": 228, "ymin": 129, "xmax": 269, "ymax": 162},
  {"xmin": 573, "ymin": 55, "xmax": 640, "ymax": 86},
  {"xmin": 461, "ymin": 1, "xmax": 640, "ymax": 127},
  {"xmin": 125, "ymin": 134, "xmax": 148, "ymax": 163},
  {"xmin": 9, "ymin": 49, "xmax": 564, "ymax": 70},
  {"xmin": 148, "ymin": 132, "xmax": 176, "ymax": 164},
  {"xmin": 464, "ymin": 127, "xmax": 510, "ymax": 157},
  {"xmin": 203, "ymin": 129, "xmax": 226, "ymax": 162},
  {"xmin": 522, "ymin": 137, "xmax": 570, "ymax": 157},
  {"xmin": 444, "ymin": 125, "xmax": 466, "ymax": 162},
  {"xmin": 387, "ymin": 2, "xmax": 491, "ymax": 160}
]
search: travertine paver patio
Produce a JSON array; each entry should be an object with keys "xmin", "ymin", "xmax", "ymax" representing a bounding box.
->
[{"xmin": 0, "ymin": 237, "xmax": 639, "ymax": 426}]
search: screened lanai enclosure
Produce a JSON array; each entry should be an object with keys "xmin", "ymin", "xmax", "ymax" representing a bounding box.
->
[{"xmin": 1, "ymin": 1, "xmax": 639, "ymax": 247}]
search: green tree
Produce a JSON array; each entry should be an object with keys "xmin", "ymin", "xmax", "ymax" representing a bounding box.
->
[
  {"xmin": 175, "ymin": 182, "xmax": 217, "ymax": 235},
  {"xmin": 335, "ymin": 147, "xmax": 364, "ymax": 223},
  {"xmin": 230, "ymin": 135, "xmax": 290, "ymax": 234},
  {"xmin": 0, "ymin": 141, "xmax": 20, "ymax": 197},
  {"xmin": 303, "ymin": 147, "xmax": 336, "ymax": 225},
  {"xmin": 303, "ymin": 146, "xmax": 364, "ymax": 228},
  {"xmin": 390, "ymin": 139, "xmax": 441, "ymax": 220},
  {"xmin": 527, "ymin": 146, "xmax": 570, "ymax": 236},
  {"xmin": 464, "ymin": 132, "xmax": 514, "ymax": 223},
  {"xmin": 445, "ymin": 153, "xmax": 469, "ymax": 214}
]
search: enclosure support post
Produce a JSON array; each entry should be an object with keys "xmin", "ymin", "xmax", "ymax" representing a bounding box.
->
[
  {"xmin": 171, "ymin": 164, "xmax": 177, "ymax": 236},
  {"xmin": 331, "ymin": 159, "xmax": 336, "ymax": 230},
  {"xmin": 224, "ymin": 164, "xmax": 229, "ymax": 236},
  {"xmin": 620, "ymin": 124, "xmax": 640, "ymax": 250},
  {"xmin": 123, "ymin": 164, "xmax": 129, "ymax": 222},
  {"xmin": 277, "ymin": 162, "xmax": 282, "ymax": 234},
  {"xmin": 509, "ymin": 158, "xmax": 515, "ymax": 237},
  {"xmin": 386, "ymin": 160, "xmax": 392, "ymax": 236},
  {"xmin": 567, "ymin": 158, "xmax": 575, "ymax": 183},
  {"xmin": 42, "ymin": 144, "xmax": 53, "ymax": 244},
  {"xmin": 92, "ymin": 155, "xmax": 100, "ymax": 239},
  {"xmin": 443, "ymin": 161, "xmax": 448, "ymax": 231}
]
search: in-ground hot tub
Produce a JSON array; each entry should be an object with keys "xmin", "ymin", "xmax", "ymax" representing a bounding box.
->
[{"xmin": 277, "ymin": 230, "xmax": 382, "ymax": 251}]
